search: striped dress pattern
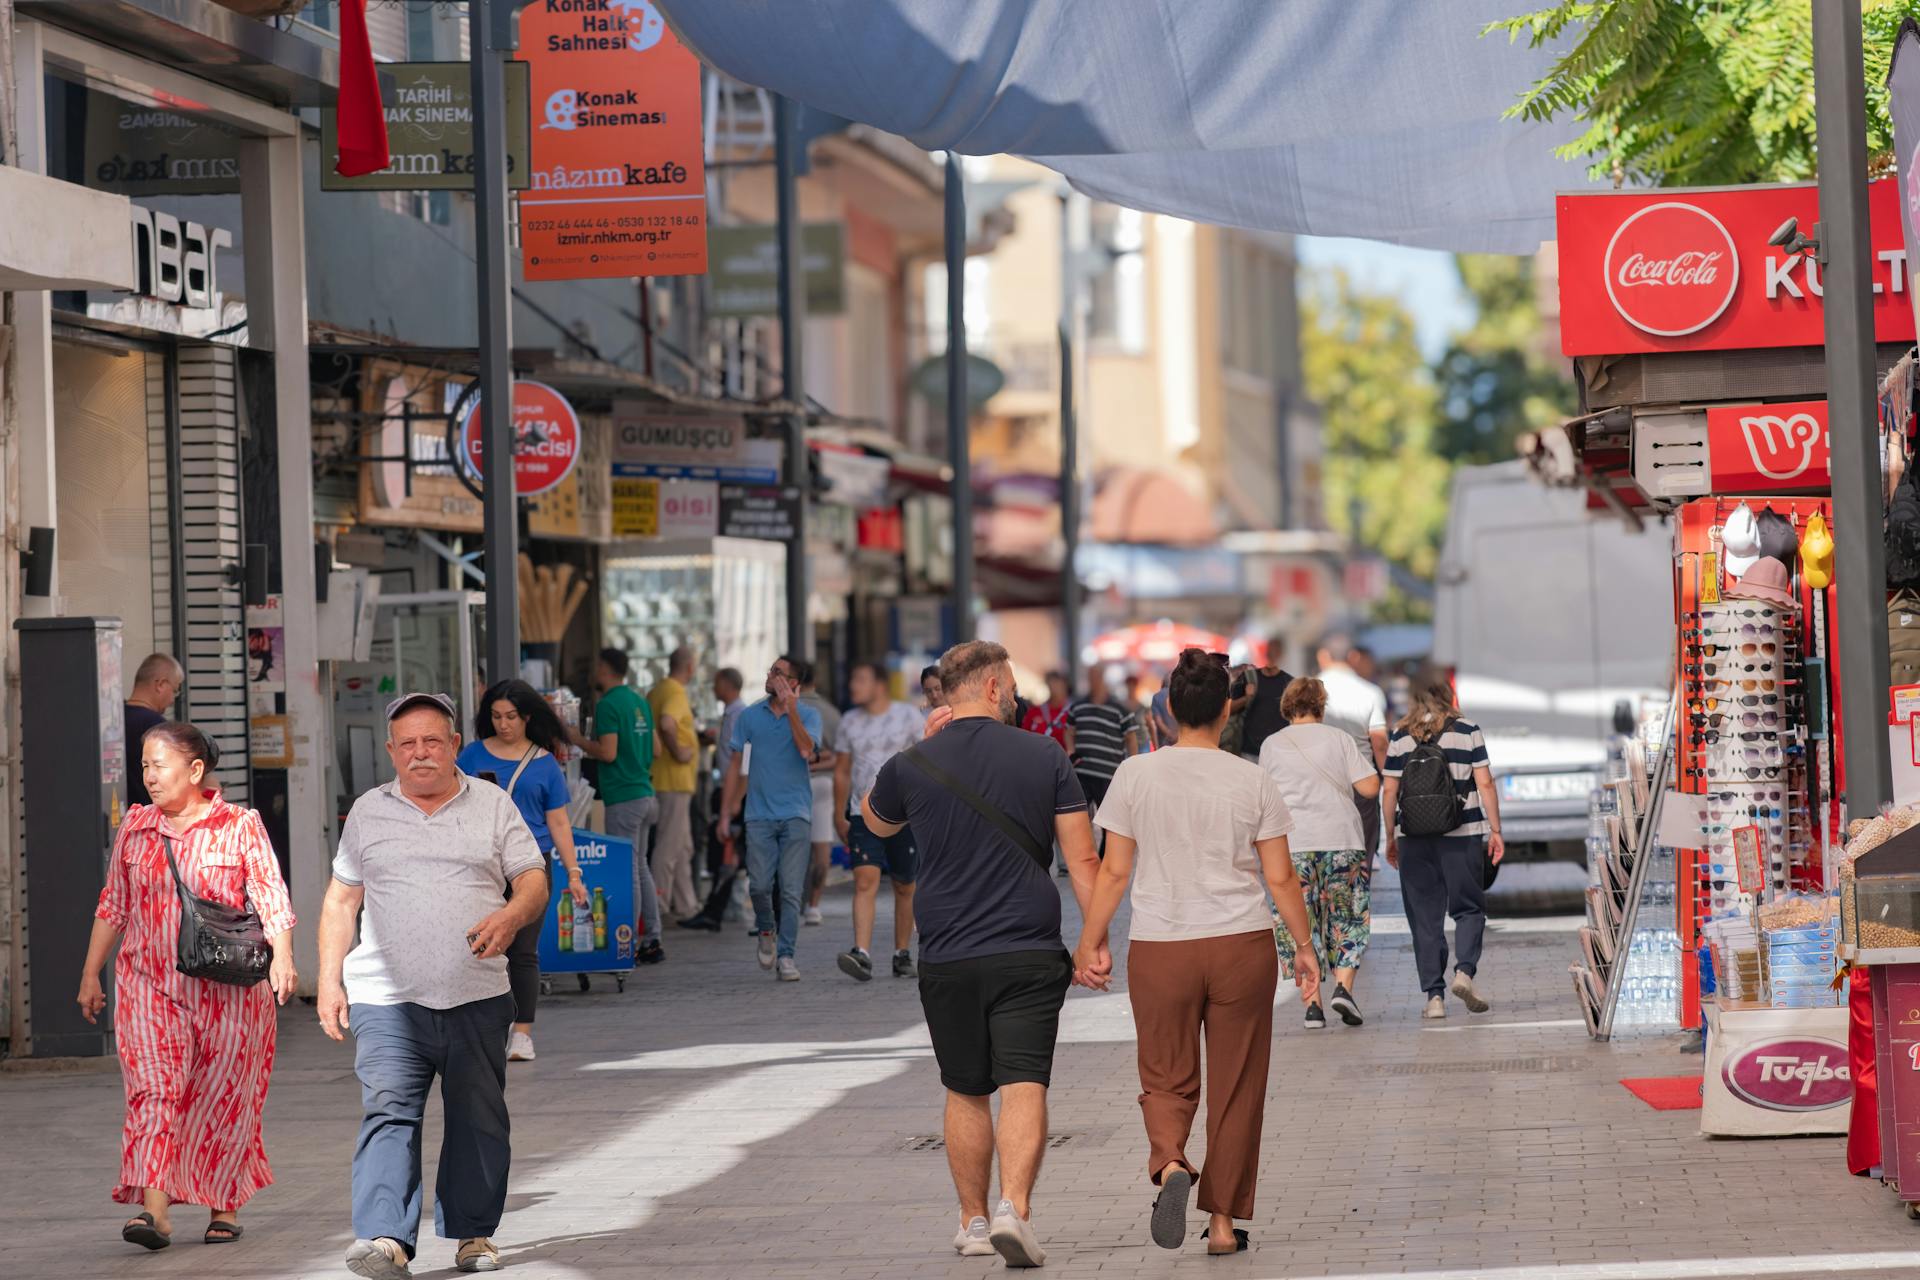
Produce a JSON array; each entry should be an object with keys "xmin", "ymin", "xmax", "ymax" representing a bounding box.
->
[{"xmin": 94, "ymin": 793, "xmax": 296, "ymax": 1210}]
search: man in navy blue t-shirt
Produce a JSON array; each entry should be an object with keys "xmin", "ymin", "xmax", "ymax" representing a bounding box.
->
[{"xmin": 863, "ymin": 640, "xmax": 1099, "ymax": 1268}]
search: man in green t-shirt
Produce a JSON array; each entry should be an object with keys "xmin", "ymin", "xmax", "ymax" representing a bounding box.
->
[{"xmin": 569, "ymin": 647, "xmax": 665, "ymax": 963}]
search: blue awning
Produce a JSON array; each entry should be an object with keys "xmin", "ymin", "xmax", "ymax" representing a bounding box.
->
[{"xmin": 659, "ymin": 0, "xmax": 1604, "ymax": 252}]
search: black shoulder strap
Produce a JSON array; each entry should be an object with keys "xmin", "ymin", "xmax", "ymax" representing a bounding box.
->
[{"xmin": 901, "ymin": 744, "xmax": 1052, "ymax": 872}]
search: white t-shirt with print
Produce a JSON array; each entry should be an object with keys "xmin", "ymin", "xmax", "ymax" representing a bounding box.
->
[
  {"xmin": 1258, "ymin": 722, "xmax": 1377, "ymax": 854},
  {"xmin": 1094, "ymin": 747, "xmax": 1292, "ymax": 942},
  {"xmin": 838, "ymin": 700, "xmax": 925, "ymax": 814}
]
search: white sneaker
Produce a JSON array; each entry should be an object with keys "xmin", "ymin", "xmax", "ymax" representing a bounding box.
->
[
  {"xmin": 803, "ymin": 905, "xmax": 824, "ymax": 926},
  {"xmin": 777, "ymin": 955, "xmax": 801, "ymax": 981},
  {"xmin": 1422, "ymin": 995, "xmax": 1447, "ymax": 1020},
  {"xmin": 953, "ymin": 1216, "xmax": 994, "ymax": 1257},
  {"xmin": 506, "ymin": 1031, "xmax": 535, "ymax": 1062},
  {"xmin": 1451, "ymin": 971, "xmax": 1490, "ymax": 1013},
  {"xmin": 989, "ymin": 1199, "xmax": 1046, "ymax": 1268},
  {"xmin": 757, "ymin": 931, "xmax": 776, "ymax": 969}
]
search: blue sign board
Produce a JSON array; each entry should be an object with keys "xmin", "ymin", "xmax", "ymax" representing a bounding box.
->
[{"xmin": 538, "ymin": 828, "xmax": 637, "ymax": 973}]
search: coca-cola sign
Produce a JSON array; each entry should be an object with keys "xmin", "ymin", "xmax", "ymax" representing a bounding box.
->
[
  {"xmin": 1721, "ymin": 1036, "xmax": 1851, "ymax": 1112},
  {"xmin": 1603, "ymin": 202, "xmax": 1740, "ymax": 338},
  {"xmin": 1556, "ymin": 180, "xmax": 1915, "ymax": 356},
  {"xmin": 1705, "ymin": 400, "xmax": 1830, "ymax": 492}
]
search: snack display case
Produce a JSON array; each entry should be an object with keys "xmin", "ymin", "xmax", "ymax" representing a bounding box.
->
[{"xmin": 1842, "ymin": 827, "xmax": 1920, "ymax": 964}]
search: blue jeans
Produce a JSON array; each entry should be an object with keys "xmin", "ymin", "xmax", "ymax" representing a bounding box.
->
[
  {"xmin": 745, "ymin": 817, "xmax": 812, "ymax": 959},
  {"xmin": 349, "ymin": 995, "xmax": 514, "ymax": 1256}
]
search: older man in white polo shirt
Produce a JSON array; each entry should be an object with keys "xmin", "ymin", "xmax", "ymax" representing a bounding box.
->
[{"xmin": 318, "ymin": 692, "xmax": 548, "ymax": 1279}]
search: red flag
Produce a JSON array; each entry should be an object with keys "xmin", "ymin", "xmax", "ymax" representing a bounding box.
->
[{"xmin": 333, "ymin": 0, "xmax": 390, "ymax": 177}]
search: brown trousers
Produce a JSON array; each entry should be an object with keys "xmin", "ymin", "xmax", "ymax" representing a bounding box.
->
[{"xmin": 1127, "ymin": 929, "xmax": 1278, "ymax": 1221}]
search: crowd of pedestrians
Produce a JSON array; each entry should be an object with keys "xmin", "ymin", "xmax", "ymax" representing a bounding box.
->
[{"xmin": 81, "ymin": 632, "xmax": 1505, "ymax": 1272}]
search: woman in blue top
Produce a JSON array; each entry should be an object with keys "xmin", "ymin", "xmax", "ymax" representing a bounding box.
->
[{"xmin": 460, "ymin": 679, "xmax": 586, "ymax": 1062}]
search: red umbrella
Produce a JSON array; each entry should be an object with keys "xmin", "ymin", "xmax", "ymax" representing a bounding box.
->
[{"xmin": 1088, "ymin": 621, "xmax": 1232, "ymax": 667}]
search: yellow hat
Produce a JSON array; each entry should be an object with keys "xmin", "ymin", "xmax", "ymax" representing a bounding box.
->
[{"xmin": 1801, "ymin": 512, "xmax": 1834, "ymax": 590}]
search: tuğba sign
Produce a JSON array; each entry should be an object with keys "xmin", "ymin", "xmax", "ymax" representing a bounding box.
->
[
  {"xmin": 1705, "ymin": 400, "xmax": 1830, "ymax": 492},
  {"xmin": 1556, "ymin": 179, "xmax": 1917, "ymax": 356},
  {"xmin": 457, "ymin": 379, "xmax": 582, "ymax": 498},
  {"xmin": 1720, "ymin": 1037, "xmax": 1851, "ymax": 1112}
]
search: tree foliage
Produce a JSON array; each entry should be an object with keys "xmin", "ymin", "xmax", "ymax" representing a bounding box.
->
[
  {"xmin": 1433, "ymin": 255, "xmax": 1578, "ymax": 465},
  {"xmin": 1300, "ymin": 271, "xmax": 1453, "ymax": 581},
  {"xmin": 1489, "ymin": 0, "xmax": 1920, "ymax": 186}
]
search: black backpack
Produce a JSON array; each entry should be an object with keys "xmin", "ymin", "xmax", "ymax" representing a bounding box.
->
[{"xmin": 1398, "ymin": 728, "xmax": 1463, "ymax": 837}]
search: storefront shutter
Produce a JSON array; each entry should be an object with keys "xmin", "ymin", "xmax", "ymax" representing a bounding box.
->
[{"xmin": 176, "ymin": 345, "xmax": 250, "ymax": 805}]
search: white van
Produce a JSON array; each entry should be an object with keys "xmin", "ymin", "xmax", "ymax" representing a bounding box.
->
[{"xmin": 1432, "ymin": 462, "xmax": 1671, "ymax": 863}]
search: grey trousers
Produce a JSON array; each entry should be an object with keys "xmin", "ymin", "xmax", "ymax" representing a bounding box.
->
[
  {"xmin": 350, "ymin": 995, "xmax": 514, "ymax": 1256},
  {"xmin": 605, "ymin": 796, "xmax": 661, "ymax": 942}
]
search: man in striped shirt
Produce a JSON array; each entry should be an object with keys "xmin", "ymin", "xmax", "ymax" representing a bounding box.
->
[{"xmin": 1069, "ymin": 666, "xmax": 1137, "ymax": 849}]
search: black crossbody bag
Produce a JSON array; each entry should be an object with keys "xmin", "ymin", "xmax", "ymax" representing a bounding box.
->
[
  {"xmin": 161, "ymin": 834, "xmax": 272, "ymax": 987},
  {"xmin": 901, "ymin": 745, "xmax": 1053, "ymax": 873}
]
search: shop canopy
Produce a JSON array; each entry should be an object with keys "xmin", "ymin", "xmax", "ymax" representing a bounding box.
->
[{"xmin": 658, "ymin": 0, "xmax": 1602, "ymax": 252}]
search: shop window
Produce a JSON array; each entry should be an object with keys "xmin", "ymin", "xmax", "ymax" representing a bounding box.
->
[{"xmin": 297, "ymin": 0, "xmax": 334, "ymax": 33}]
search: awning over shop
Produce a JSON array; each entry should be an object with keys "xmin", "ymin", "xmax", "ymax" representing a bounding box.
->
[
  {"xmin": 1091, "ymin": 468, "xmax": 1216, "ymax": 546},
  {"xmin": 657, "ymin": 0, "xmax": 1600, "ymax": 251}
]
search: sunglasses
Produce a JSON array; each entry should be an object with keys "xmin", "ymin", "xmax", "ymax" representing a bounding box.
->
[
  {"xmin": 1689, "ymin": 710, "xmax": 1783, "ymax": 729},
  {"xmin": 1689, "ymin": 730, "xmax": 1769, "ymax": 744},
  {"xmin": 1688, "ymin": 765, "xmax": 1784, "ymax": 780},
  {"xmin": 1685, "ymin": 661, "xmax": 1764, "ymax": 676},
  {"xmin": 1699, "ymin": 678, "xmax": 1787, "ymax": 693},
  {"xmin": 1694, "ymin": 641, "xmax": 1781, "ymax": 658},
  {"xmin": 1703, "ymin": 607, "xmax": 1785, "ymax": 620},
  {"xmin": 1705, "ymin": 788, "xmax": 1791, "ymax": 802}
]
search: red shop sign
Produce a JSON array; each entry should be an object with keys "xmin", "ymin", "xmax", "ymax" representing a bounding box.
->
[
  {"xmin": 1705, "ymin": 399, "xmax": 1830, "ymax": 492},
  {"xmin": 1720, "ymin": 1036, "xmax": 1851, "ymax": 1112},
  {"xmin": 1556, "ymin": 179, "xmax": 1915, "ymax": 356},
  {"xmin": 458, "ymin": 379, "xmax": 582, "ymax": 498}
]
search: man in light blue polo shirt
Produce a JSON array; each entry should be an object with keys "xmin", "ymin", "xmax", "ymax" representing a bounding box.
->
[{"xmin": 719, "ymin": 654, "xmax": 824, "ymax": 981}]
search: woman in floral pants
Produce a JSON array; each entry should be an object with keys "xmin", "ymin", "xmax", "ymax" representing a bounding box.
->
[{"xmin": 1257, "ymin": 678, "xmax": 1380, "ymax": 1028}]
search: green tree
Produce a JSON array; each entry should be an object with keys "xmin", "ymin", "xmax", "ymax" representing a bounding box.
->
[
  {"xmin": 1490, "ymin": 0, "xmax": 1920, "ymax": 187},
  {"xmin": 1300, "ymin": 270, "xmax": 1453, "ymax": 583},
  {"xmin": 1433, "ymin": 254, "xmax": 1578, "ymax": 465}
]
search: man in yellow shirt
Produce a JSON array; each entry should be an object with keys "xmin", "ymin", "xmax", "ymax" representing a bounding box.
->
[{"xmin": 648, "ymin": 645, "xmax": 701, "ymax": 920}]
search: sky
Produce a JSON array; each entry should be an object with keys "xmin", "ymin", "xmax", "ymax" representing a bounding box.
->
[{"xmin": 1296, "ymin": 236, "xmax": 1477, "ymax": 361}]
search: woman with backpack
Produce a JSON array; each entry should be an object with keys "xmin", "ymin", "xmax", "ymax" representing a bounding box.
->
[{"xmin": 1381, "ymin": 679, "xmax": 1505, "ymax": 1019}]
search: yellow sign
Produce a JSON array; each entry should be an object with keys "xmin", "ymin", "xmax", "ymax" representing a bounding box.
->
[
  {"xmin": 611, "ymin": 476, "xmax": 659, "ymax": 537},
  {"xmin": 1700, "ymin": 551, "xmax": 1722, "ymax": 606}
]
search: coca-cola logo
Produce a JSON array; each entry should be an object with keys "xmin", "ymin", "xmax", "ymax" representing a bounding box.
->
[
  {"xmin": 1721, "ymin": 1037, "xmax": 1851, "ymax": 1112},
  {"xmin": 1603, "ymin": 202, "xmax": 1741, "ymax": 337}
]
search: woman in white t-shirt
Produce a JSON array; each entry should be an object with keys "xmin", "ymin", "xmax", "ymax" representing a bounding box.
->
[
  {"xmin": 1074, "ymin": 649, "xmax": 1318, "ymax": 1257},
  {"xmin": 1258, "ymin": 677, "xmax": 1383, "ymax": 1031}
]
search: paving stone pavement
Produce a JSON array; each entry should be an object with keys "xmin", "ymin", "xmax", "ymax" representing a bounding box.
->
[{"xmin": 8, "ymin": 866, "xmax": 1920, "ymax": 1279}]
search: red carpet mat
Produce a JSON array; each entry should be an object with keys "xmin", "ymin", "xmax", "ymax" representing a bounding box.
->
[{"xmin": 1620, "ymin": 1075, "xmax": 1704, "ymax": 1110}]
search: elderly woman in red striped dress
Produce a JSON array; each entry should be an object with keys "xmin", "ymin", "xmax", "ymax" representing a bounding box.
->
[{"xmin": 76, "ymin": 721, "xmax": 297, "ymax": 1251}]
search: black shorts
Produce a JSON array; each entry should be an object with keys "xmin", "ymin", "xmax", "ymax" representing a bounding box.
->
[
  {"xmin": 847, "ymin": 813, "xmax": 918, "ymax": 883},
  {"xmin": 918, "ymin": 948, "xmax": 1073, "ymax": 1096}
]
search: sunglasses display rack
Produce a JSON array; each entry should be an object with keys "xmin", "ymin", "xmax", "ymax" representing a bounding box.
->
[
  {"xmin": 1573, "ymin": 700, "xmax": 1683, "ymax": 1037},
  {"xmin": 1671, "ymin": 495, "xmax": 1840, "ymax": 1027}
]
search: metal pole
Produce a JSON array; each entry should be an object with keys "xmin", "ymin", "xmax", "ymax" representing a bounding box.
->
[
  {"xmin": 774, "ymin": 95, "xmax": 811, "ymax": 660},
  {"xmin": 946, "ymin": 154, "xmax": 974, "ymax": 643},
  {"xmin": 1813, "ymin": 0, "xmax": 1894, "ymax": 812},
  {"xmin": 1057, "ymin": 190, "xmax": 1080, "ymax": 685},
  {"xmin": 470, "ymin": 0, "xmax": 518, "ymax": 686}
]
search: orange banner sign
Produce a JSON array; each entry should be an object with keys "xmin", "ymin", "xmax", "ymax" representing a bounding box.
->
[{"xmin": 518, "ymin": 1, "xmax": 707, "ymax": 281}]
